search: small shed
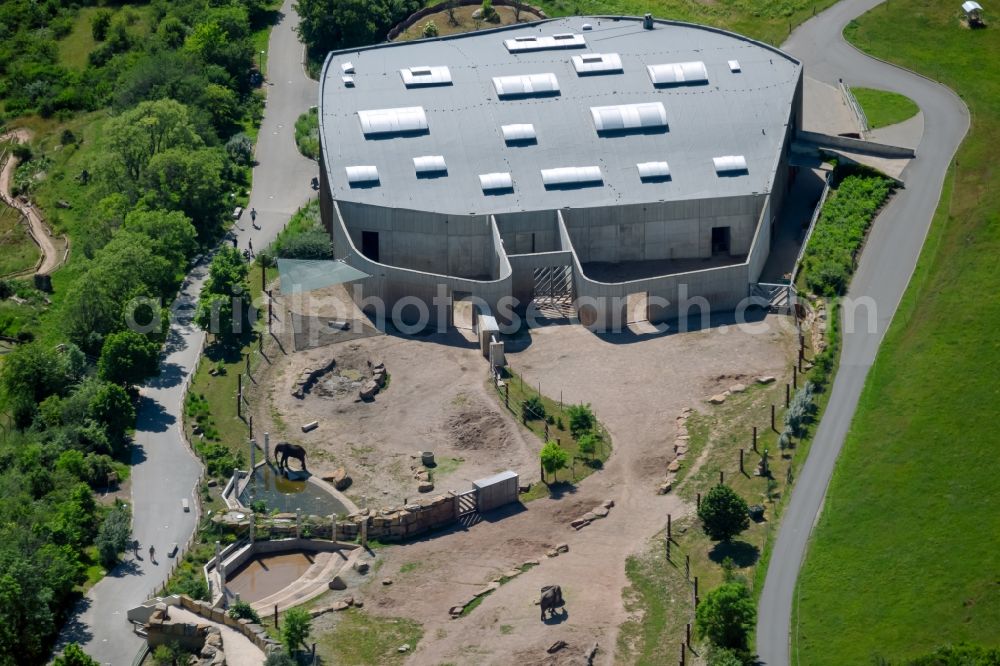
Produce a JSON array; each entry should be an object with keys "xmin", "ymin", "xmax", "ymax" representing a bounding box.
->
[
  {"xmin": 963, "ymin": 0, "xmax": 984, "ymax": 23},
  {"xmin": 478, "ymin": 314, "xmax": 500, "ymax": 358},
  {"xmin": 473, "ymin": 470, "xmax": 519, "ymax": 512}
]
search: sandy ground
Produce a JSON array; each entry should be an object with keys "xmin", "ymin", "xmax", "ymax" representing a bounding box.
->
[{"xmin": 254, "ymin": 288, "xmax": 796, "ymax": 664}]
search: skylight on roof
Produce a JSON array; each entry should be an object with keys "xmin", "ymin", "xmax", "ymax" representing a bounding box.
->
[
  {"xmin": 413, "ymin": 155, "xmax": 447, "ymax": 175},
  {"xmin": 728, "ymin": 60, "xmax": 741, "ymax": 72},
  {"xmin": 345, "ymin": 165, "xmax": 379, "ymax": 185},
  {"xmin": 647, "ymin": 61, "xmax": 709, "ymax": 86},
  {"xmin": 572, "ymin": 52, "xmax": 624, "ymax": 75},
  {"xmin": 357, "ymin": 107, "xmax": 428, "ymax": 136},
  {"xmin": 713, "ymin": 155, "xmax": 748, "ymax": 173},
  {"xmin": 590, "ymin": 102, "xmax": 667, "ymax": 133},
  {"xmin": 541, "ymin": 166, "xmax": 603, "ymax": 189},
  {"xmin": 492, "ymin": 73, "xmax": 560, "ymax": 98},
  {"xmin": 479, "ymin": 172, "xmax": 513, "ymax": 192},
  {"xmin": 501, "ymin": 123, "xmax": 537, "ymax": 143},
  {"xmin": 504, "ymin": 33, "xmax": 586, "ymax": 53},
  {"xmin": 399, "ymin": 65, "xmax": 452, "ymax": 87},
  {"xmin": 637, "ymin": 161, "xmax": 671, "ymax": 181}
]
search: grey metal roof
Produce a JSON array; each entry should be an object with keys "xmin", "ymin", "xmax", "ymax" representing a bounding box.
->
[{"xmin": 319, "ymin": 16, "xmax": 801, "ymax": 216}]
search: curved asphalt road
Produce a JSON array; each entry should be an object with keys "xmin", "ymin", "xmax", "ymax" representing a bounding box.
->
[
  {"xmin": 60, "ymin": 1, "xmax": 318, "ymax": 663},
  {"xmin": 757, "ymin": 1, "xmax": 970, "ymax": 664}
]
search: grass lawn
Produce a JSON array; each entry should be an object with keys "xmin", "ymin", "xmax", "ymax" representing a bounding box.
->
[
  {"xmin": 316, "ymin": 608, "xmax": 423, "ymax": 665},
  {"xmin": 58, "ymin": 5, "xmax": 154, "ymax": 70},
  {"xmin": 0, "ymin": 202, "xmax": 38, "ymax": 276},
  {"xmin": 794, "ymin": 2, "xmax": 1000, "ymax": 663},
  {"xmin": 851, "ymin": 87, "xmax": 920, "ymax": 129}
]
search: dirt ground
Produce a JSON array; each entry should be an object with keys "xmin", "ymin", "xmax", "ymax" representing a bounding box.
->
[{"xmin": 254, "ymin": 287, "xmax": 796, "ymax": 664}]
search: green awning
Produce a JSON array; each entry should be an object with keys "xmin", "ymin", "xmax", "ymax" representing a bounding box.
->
[{"xmin": 277, "ymin": 259, "xmax": 370, "ymax": 295}]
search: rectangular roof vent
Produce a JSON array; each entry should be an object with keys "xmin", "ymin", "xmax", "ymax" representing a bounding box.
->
[
  {"xmin": 541, "ymin": 166, "xmax": 603, "ymax": 189},
  {"xmin": 413, "ymin": 155, "xmax": 447, "ymax": 175},
  {"xmin": 637, "ymin": 161, "xmax": 671, "ymax": 181},
  {"xmin": 504, "ymin": 33, "xmax": 586, "ymax": 53},
  {"xmin": 345, "ymin": 165, "xmax": 379, "ymax": 185},
  {"xmin": 501, "ymin": 123, "xmax": 537, "ymax": 143},
  {"xmin": 493, "ymin": 73, "xmax": 560, "ymax": 98},
  {"xmin": 728, "ymin": 60, "xmax": 741, "ymax": 72},
  {"xmin": 400, "ymin": 65, "xmax": 453, "ymax": 87},
  {"xmin": 572, "ymin": 52, "xmax": 624, "ymax": 75},
  {"xmin": 590, "ymin": 102, "xmax": 667, "ymax": 133},
  {"xmin": 342, "ymin": 75, "xmax": 355, "ymax": 87},
  {"xmin": 713, "ymin": 155, "xmax": 748, "ymax": 173},
  {"xmin": 479, "ymin": 172, "xmax": 513, "ymax": 192},
  {"xmin": 341, "ymin": 62, "xmax": 354, "ymax": 74},
  {"xmin": 357, "ymin": 106, "xmax": 428, "ymax": 136},
  {"xmin": 647, "ymin": 61, "xmax": 709, "ymax": 86}
]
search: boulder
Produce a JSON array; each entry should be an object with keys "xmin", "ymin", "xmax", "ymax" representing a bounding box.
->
[
  {"xmin": 667, "ymin": 460, "xmax": 681, "ymax": 473},
  {"xmin": 591, "ymin": 505, "xmax": 609, "ymax": 518},
  {"xmin": 709, "ymin": 394, "xmax": 727, "ymax": 404},
  {"xmin": 546, "ymin": 549, "xmax": 559, "ymax": 558},
  {"xmin": 328, "ymin": 576, "xmax": 346, "ymax": 590},
  {"xmin": 756, "ymin": 375, "xmax": 776, "ymax": 385},
  {"xmin": 657, "ymin": 481, "xmax": 673, "ymax": 495},
  {"xmin": 449, "ymin": 605, "xmax": 465, "ymax": 616},
  {"xmin": 382, "ymin": 579, "xmax": 393, "ymax": 586},
  {"xmin": 603, "ymin": 499, "xmax": 614, "ymax": 509},
  {"xmin": 729, "ymin": 383, "xmax": 747, "ymax": 393},
  {"xmin": 359, "ymin": 381, "xmax": 378, "ymax": 400},
  {"xmin": 555, "ymin": 543, "xmax": 569, "ymax": 553},
  {"xmin": 570, "ymin": 518, "xmax": 590, "ymax": 529},
  {"xmin": 353, "ymin": 561, "xmax": 370, "ymax": 574},
  {"xmin": 417, "ymin": 481, "xmax": 434, "ymax": 493},
  {"xmin": 333, "ymin": 601, "xmax": 350, "ymax": 611},
  {"xmin": 325, "ymin": 467, "xmax": 352, "ymax": 491}
]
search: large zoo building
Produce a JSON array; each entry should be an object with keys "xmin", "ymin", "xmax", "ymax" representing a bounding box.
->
[{"xmin": 317, "ymin": 15, "xmax": 803, "ymax": 329}]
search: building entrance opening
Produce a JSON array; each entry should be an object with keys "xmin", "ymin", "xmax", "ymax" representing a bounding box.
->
[
  {"xmin": 626, "ymin": 292, "xmax": 648, "ymax": 324},
  {"xmin": 361, "ymin": 231, "xmax": 380, "ymax": 262},
  {"xmin": 452, "ymin": 291, "xmax": 476, "ymax": 330},
  {"xmin": 711, "ymin": 226, "xmax": 731, "ymax": 255},
  {"xmin": 531, "ymin": 266, "xmax": 574, "ymax": 319}
]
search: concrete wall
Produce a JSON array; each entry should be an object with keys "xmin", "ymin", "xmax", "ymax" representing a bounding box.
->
[
  {"xmin": 507, "ymin": 250, "xmax": 575, "ymax": 306},
  {"xmin": 495, "ymin": 210, "xmax": 562, "ymax": 255},
  {"xmin": 561, "ymin": 196, "xmax": 765, "ymax": 264},
  {"xmin": 340, "ymin": 202, "xmax": 495, "ymax": 280}
]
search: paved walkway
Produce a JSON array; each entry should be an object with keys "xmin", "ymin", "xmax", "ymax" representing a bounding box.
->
[
  {"xmin": 58, "ymin": 2, "xmax": 318, "ymax": 663},
  {"xmin": 756, "ymin": 1, "xmax": 970, "ymax": 664},
  {"xmin": 166, "ymin": 607, "xmax": 265, "ymax": 666}
]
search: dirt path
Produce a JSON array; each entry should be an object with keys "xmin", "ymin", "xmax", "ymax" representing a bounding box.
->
[{"xmin": 0, "ymin": 129, "xmax": 67, "ymax": 277}]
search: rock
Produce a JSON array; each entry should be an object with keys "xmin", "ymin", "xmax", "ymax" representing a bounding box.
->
[
  {"xmin": 503, "ymin": 569, "xmax": 521, "ymax": 579},
  {"xmin": 354, "ymin": 561, "xmax": 370, "ymax": 574},
  {"xmin": 658, "ymin": 481, "xmax": 672, "ymax": 495},
  {"xmin": 667, "ymin": 460, "xmax": 681, "ymax": 473},
  {"xmin": 449, "ymin": 605, "xmax": 465, "ymax": 616},
  {"xmin": 580, "ymin": 511, "xmax": 598, "ymax": 522},
  {"xmin": 709, "ymin": 394, "xmax": 727, "ymax": 404},
  {"xmin": 359, "ymin": 380, "xmax": 378, "ymax": 400},
  {"xmin": 546, "ymin": 549, "xmax": 559, "ymax": 558},
  {"xmin": 324, "ymin": 466, "xmax": 352, "ymax": 491},
  {"xmin": 603, "ymin": 499, "xmax": 614, "ymax": 509},
  {"xmin": 729, "ymin": 383, "xmax": 747, "ymax": 393},
  {"xmin": 417, "ymin": 481, "xmax": 434, "ymax": 493},
  {"xmin": 555, "ymin": 543, "xmax": 569, "ymax": 553},
  {"xmin": 344, "ymin": 596, "xmax": 354, "ymax": 606},
  {"xmin": 354, "ymin": 599, "xmax": 364, "ymax": 608},
  {"xmin": 328, "ymin": 576, "xmax": 346, "ymax": 590},
  {"xmin": 547, "ymin": 640, "xmax": 568, "ymax": 654},
  {"xmin": 523, "ymin": 559, "xmax": 539, "ymax": 567},
  {"xmin": 333, "ymin": 601, "xmax": 350, "ymax": 611},
  {"xmin": 382, "ymin": 579, "xmax": 393, "ymax": 586},
  {"xmin": 416, "ymin": 470, "xmax": 430, "ymax": 483},
  {"xmin": 206, "ymin": 479, "xmax": 217, "ymax": 488},
  {"xmin": 591, "ymin": 505, "xmax": 609, "ymax": 518},
  {"xmin": 398, "ymin": 643, "xmax": 410, "ymax": 653},
  {"xmin": 756, "ymin": 375, "xmax": 776, "ymax": 385},
  {"xmin": 570, "ymin": 518, "xmax": 590, "ymax": 529}
]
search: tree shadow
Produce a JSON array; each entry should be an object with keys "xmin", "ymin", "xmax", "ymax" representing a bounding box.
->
[
  {"xmin": 55, "ymin": 596, "xmax": 94, "ymax": 649},
  {"xmin": 145, "ymin": 361, "xmax": 185, "ymax": 389},
  {"xmin": 135, "ymin": 395, "xmax": 176, "ymax": 433},
  {"xmin": 708, "ymin": 540, "xmax": 760, "ymax": 568},
  {"xmin": 543, "ymin": 481, "xmax": 578, "ymax": 499}
]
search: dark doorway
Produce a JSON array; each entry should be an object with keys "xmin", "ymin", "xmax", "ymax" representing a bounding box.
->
[
  {"xmin": 711, "ymin": 227, "xmax": 731, "ymax": 255},
  {"xmin": 361, "ymin": 231, "xmax": 380, "ymax": 262}
]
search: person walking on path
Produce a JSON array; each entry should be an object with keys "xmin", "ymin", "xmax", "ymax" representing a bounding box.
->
[
  {"xmin": 251, "ymin": 208, "xmax": 260, "ymax": 230},
  {"xmin": 148, "ymin": 545, "xmax": 155, "ymax": 564}
]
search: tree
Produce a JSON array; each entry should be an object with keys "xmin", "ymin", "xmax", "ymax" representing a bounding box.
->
[
  {"xmin": 95, "ymin": 502, "xmax": 131, "ymax": 569},
  {"xmin": 99, "ymin": 330, "xmax": 161, "ymax": 387},
  {"xmin": 695, "ymin": 581, "xmax": 756, "ymax": 651},
  {"xmin": 566, "ymin": 403, "xmax": 596, "ymax": 437},
  {"xmin": 540, "ymin": 440, "xmax": 568, "ymax": 482},
  {"xmin": 281, "ymin": 607, "xmax": 311, "ymax": 655},
  {"xmin": 102, "ymin": 99, "xmax": 201, "ymax": 186},
  {"xmin": 294, "ymin": 0, "xmax": 422, "ymax": 53},
  {"xmin": 205, "ymin": 246, "xmax": 250, "ymax": 296},
  {"xmin": 422, "ymin": 20, "xmax": 439, "ymax": 38},
  {"xmin": 1, "ymin": 342, "xmax": 71, "ymax": 406},
  {"xmin": 698, "ymin": 485, "xmax": 750, "ymax": 542},
  {"xmin": 89, "ymin": 382, "xmax": 136, "ymax": 451},
  {"xmin": 91, "ymin": 10, "xmax": 113, "ymax": 41},
  {"xmin": 577, "ymin": 432, "xmax": 599, "ymax": 459},
  {"xmin": 124, "ymin": 209, "xmax": 198, "ymax": 266},
  {"xmin": 141, "ymin": 147, "xmax": 227, "ymax": 234},
  {"xmin": 707, "ymin": 646, "xmax": 748, "ymax": 666},
  {"xmin": 54, "ymin": 643, "xmax": 100, "ymax": 666}
]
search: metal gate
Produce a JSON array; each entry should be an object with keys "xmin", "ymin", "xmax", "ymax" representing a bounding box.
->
[
  {"xmin": 531, "ymin": 266, "xmax": 574, "ymax": 318},
  {"xmin": 456, "ymin": 488, "xmax": 480, "ymax": 527}
]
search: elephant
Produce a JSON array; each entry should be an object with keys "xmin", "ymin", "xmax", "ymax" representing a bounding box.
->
[
  {"xmin": 540, "ymin": 585, "xmax": 564, "ymax": 621},
  {"xmin": 274, "ymin": 442, "xmax": 307, "ymax": 473}
]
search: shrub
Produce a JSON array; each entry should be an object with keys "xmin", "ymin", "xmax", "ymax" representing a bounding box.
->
[
  {"xmin": 91, "ymin": 9, "xmax": 113, "ymax": 41},
  {"xmin": 225, "ymin": 133, "xmax": 254, "ymax": 166},
  {"xmin": 695, "ymin": 581, "xmax": 756, "ymax": 651},
  {"xmin": 294, "ymin": 108, "xmax": 319, "ymax": 160},
  {"xmin": 228, "ymin": 600, "xmax": 262, "ymax": 624},
  {"xmin": 481, "ymin": 0, "xmax": 499, "ymax": 21},
  {"xmin": 697, "ymin": 485, "xmax": 750, "ymax": 542},
  {"xmin": 281, "ymin": 607, "xmax": 312, "ymax": 655},
  {"xmin": 784, "ymin": 381, "xmax": 817, "ymax": 437},
  {"xmin": 96, "ymin": 502, "xmax": 131, "ymax": 568},
  {"xmin": 276, "ymin": 231, "xmax": 333, "ymax": 259},
  {"xmin": 422, "ymin": 20, "xmax": 439, "ymax": 38},
  {"xmin": 521, "ymin": 395, "xmax": 545, "ymax": 421},
  {"xmin": 578, "ymin": 432, "xmax": 599, "ymax": 459}
]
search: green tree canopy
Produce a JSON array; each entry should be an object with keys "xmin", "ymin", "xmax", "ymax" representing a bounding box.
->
[
  {"xmin": 141, "ymin": 147, "xmax": 226, "ymax": 234},
  {"xmin": 698, "ymin": 485, "xmax": 750, "ymax": 542},
  {"xmin": 295, "ymin": 0, "xmax": 421, "ymax": 53},
  {"xmin": 103, "ymin": 98, "xmax": 201, "ymax": 185},
  {"xmin": 540, "ymin": 440, "xmax": 569, "ymax": 482},
  {"xmin": 54, "ymin": 643, "xmax": 100, "ymax": 666},
  {"xmin": 89, "ymin": 382, "xmax": 136, "ymax": 452},
  {"xmin": 695, "ymin": 581, "xmax": 756, "ymax": 651},
  {"xmin": 124, "ymin": 209, "xmax": 198, "ymax": 266},
  {"xmin": 98, "ymin": 330, "xmax": 161, "ymax": 387},
  {"xmin": 566, "ymin": 403, "xmax": 596, "ymax": 437},
  {"xmin": 281, "ymin": 607, "xmax": 311, "ymax": 655}
]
